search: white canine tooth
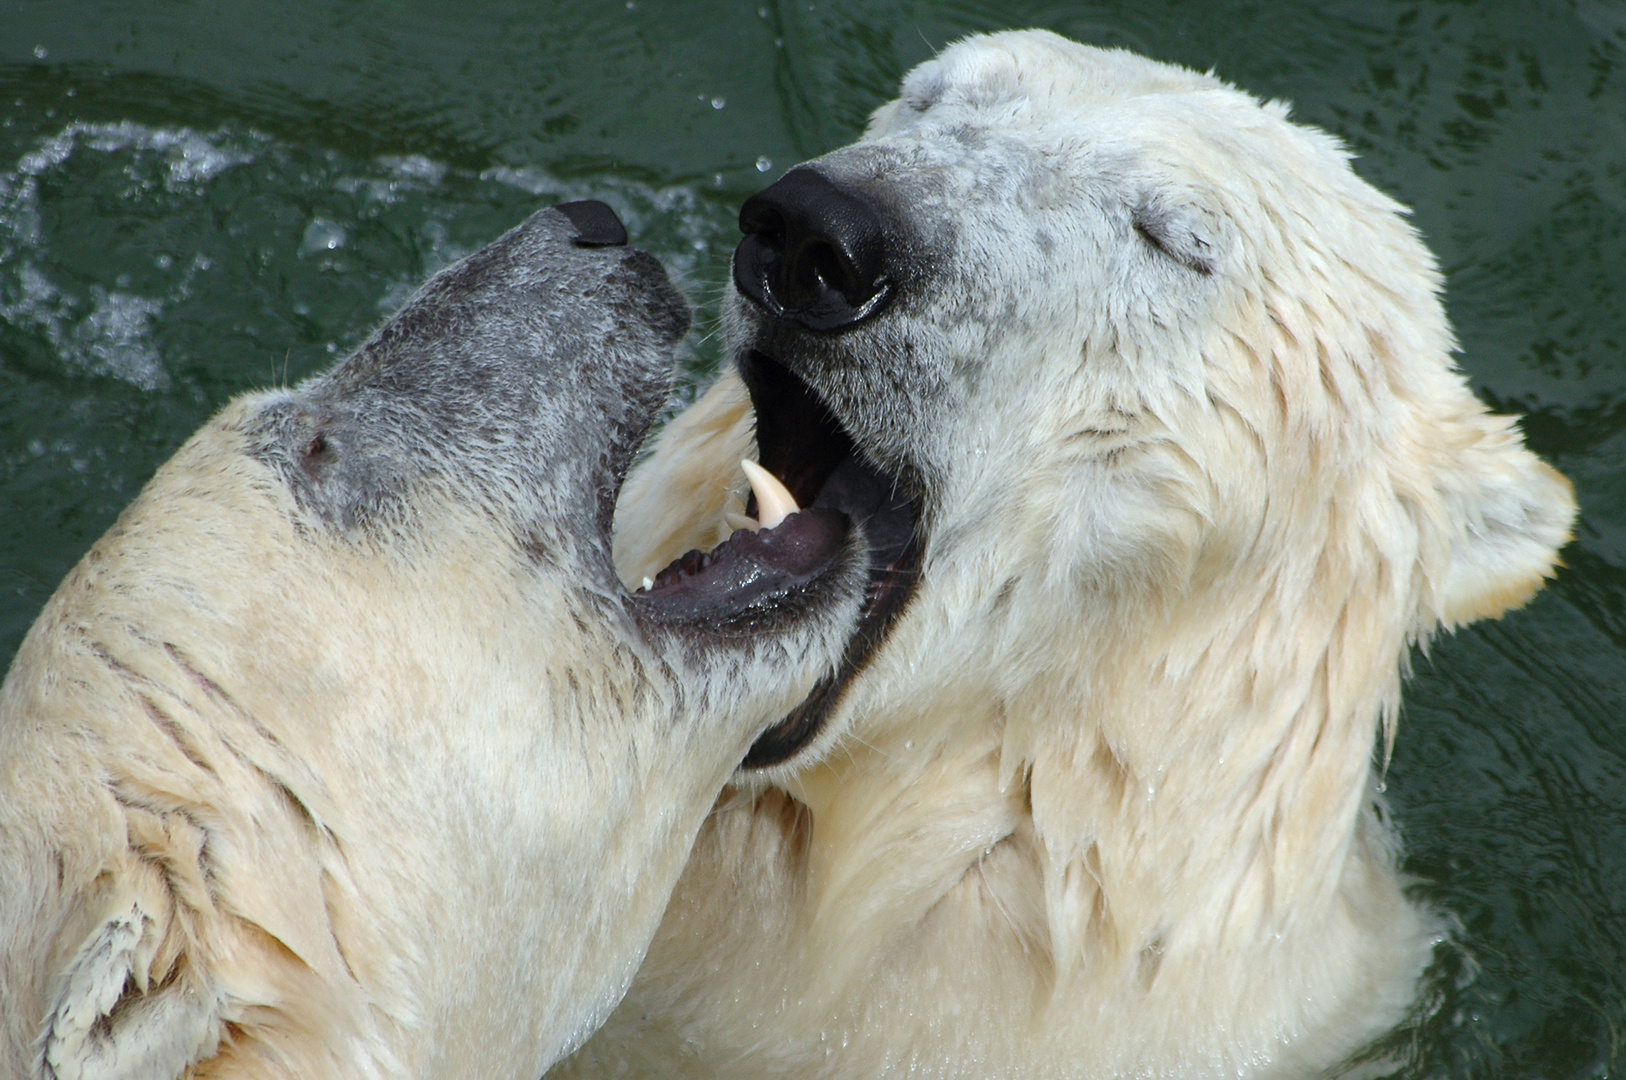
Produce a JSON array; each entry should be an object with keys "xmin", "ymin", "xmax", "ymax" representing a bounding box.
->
[
  {"xmin": 641, "ymin": 576, "xmax": 654, "ymax": 592},
  {"xmin": 740, "ymin": 460, "xmax": 799, "ymax": 530}
]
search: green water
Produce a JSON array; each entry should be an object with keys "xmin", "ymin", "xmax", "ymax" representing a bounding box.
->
[{"xmin": 1, "ymin": 1, "xmax": 1622, "ymax": 1075}]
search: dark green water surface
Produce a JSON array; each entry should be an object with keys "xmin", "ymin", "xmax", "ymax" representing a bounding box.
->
[{"xmin": 1, "ymin": 2, "xmax": 1622, "ymax": 1076}]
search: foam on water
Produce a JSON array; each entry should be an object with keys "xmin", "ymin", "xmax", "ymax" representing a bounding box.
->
[
  {"xmin": 0, "ymin": 119, "xmax": 738, "ymax": 398},
  {"xmin": 0, "ymin": 123, "xmax": 269, "ymax": 389}
]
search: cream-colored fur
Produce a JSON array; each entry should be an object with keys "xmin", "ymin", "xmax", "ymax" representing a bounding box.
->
[
  {"xmin": 0, "ymin": 211, "xmax": 863, "ymax": 1079},
  {"xmin": 560, "ymin": 31, "xmax": 1578, "ymax": 1080}
]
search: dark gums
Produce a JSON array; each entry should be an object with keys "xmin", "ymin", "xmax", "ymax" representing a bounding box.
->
[{"xmin": 637, "ymin": 508, "xmax": 851, "ymax": 625}]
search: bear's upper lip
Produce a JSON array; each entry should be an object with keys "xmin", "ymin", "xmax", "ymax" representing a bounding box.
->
[{"xmin": 732, "ymin": 349, "xmax": 924, "ymax": 768}]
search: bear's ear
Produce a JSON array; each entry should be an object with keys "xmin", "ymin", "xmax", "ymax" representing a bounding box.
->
[
  {"xmin": 43, "ymin": 897, "xmax": 222, "ymax": 1080},
  {"xmin": 1425, "ymin": 412, "xmax": 1576, "ymax": 630}
]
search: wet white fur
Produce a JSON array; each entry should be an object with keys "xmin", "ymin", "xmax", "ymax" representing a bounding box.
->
[
  {"xmin": 568, "ymin": 31, "xmax": 1577, "ymax": 1080},
  {"xmin": 0, "ymin": 397, "xmax": 858, "ymax": 1079}
]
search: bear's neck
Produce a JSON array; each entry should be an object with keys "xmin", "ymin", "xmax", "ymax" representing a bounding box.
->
[{"xmin": 781, "ymin": 544, "xmax": 1427, "ymax": 1037}]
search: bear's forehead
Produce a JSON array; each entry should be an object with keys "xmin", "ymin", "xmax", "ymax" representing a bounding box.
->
[
  {"xmin": 899, "ymin": 33, "xmax": 1224, "ymax": 120},
  {"xmin": 876, "ymin": 32, "xmax": 1312, "ymax": 195}
]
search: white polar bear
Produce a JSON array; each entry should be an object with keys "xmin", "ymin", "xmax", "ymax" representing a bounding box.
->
[
  {"xmin": 0, "ymin": 203, "xmax": 870, "ymax": 1079},
  {"xmin": 565, "ymin": 30, "xmax": 1578, "ymax": 1080}
]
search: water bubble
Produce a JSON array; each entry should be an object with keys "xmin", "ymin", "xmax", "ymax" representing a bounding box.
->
[
  {"xmin": 299, "ymin": 218, "xmax": 347, "ymax": 256},
  {"xmin": 756, "ymin": 156, "xmax": 772, "ymax": 172},
  {"xmin": 711, "ymin": 97, "xmax": 726, "ymax": 110},
  {"xmin": 33, "ymin": 45, "xmax": 47, "ymax": 60}
]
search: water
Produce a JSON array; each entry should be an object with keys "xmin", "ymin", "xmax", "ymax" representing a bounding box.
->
[{"xmin": 1, "ymin": 2, "xmax": 1622, "ymax": 1076}]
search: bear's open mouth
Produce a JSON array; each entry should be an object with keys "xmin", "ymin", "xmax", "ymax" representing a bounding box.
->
[
  {"xmin": 735, "ymin": 350, "xmax": 923, "ymax": 767},
  {"xmin": 631, "ymin": 351, "xmax": 922, "ymax": 768}
]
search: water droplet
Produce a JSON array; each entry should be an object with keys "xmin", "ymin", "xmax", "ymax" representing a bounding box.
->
[
  {"xmin": 33, "ymin": 45, "xmax": 48, "ymax": 60},
  {"xmin": 300, "ymin": 218, "xmax": 348, "ymax": 256},
  {"xmin": 758, "ymin": 5, "xmax": 768, "ymax": 15},
  {"xmin": 711, "ymin": 96, "xmax": 726, "ymax": 110},
  {"xmin": 756, "ymin": 156, "xmax": 772, "ymax": 172}
]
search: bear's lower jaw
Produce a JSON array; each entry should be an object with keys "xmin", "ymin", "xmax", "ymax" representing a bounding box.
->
[
  {"xmin": 731, "ymin": 350, "xmax": 925, "ymax": 770},
  {"xmin": 633, "ymin": 506, "xmax": 854, "ymax": 629}
]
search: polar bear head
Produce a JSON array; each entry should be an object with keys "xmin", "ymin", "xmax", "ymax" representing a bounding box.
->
[
  {"xmin": 583, "ymin": 33, "xmax": 1579, "ymax": 1077},
  {"xmin": 708, "ymin": 30, "xmax": 1576, "ymax": 774}
]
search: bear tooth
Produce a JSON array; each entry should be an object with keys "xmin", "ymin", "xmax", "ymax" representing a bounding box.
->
[
  {"xmin": 741, "ymin": 460, "xmax": 799, "ymax": 530},
  {"xmin": 724, "ymin": 511, "xmax": 761, "ymax": 533},
  {"xmin": 641, "ymin": 576, "xmax": 654, "ymax": 592}
]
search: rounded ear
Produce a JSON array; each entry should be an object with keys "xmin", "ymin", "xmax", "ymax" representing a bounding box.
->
[{"xmin": 1422, "ymin": 410, "xmax": 1576, "ymax": 630}]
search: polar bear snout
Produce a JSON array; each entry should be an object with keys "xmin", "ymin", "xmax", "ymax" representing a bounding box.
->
[
  {"xmin": 246, "ymin": 204, "xmax": 687, "ymax": 549},
  {"xmin": 733, "ymin": 168, "xmax": 895, "ymax": 332}
]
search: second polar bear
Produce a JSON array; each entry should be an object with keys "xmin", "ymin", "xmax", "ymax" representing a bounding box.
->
[
  {"xmin": 0, "ymin": 204, "xmax": 869, "ymax": 1079},
  {"xmin": 564, "ymin": 30, "xmax": 1577, "ymax": 1080}
]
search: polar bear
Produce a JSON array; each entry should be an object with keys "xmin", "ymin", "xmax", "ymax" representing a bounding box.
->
[
  {"xmin": 0, "ymin": 203, "xmax": 870, "ymax": 1080},
  {"xmin": 561, "ymin": 30, "xmax": 1579, "ymax": 1080}
]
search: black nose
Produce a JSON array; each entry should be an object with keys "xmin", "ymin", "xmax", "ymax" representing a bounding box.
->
[
  {"xmin": 555, "ymin": 200, "xmax": 629, "ymax": 248},
  {"xmin": 733, "ymin": 169, "xmax": 892, "ymax": 332}
]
